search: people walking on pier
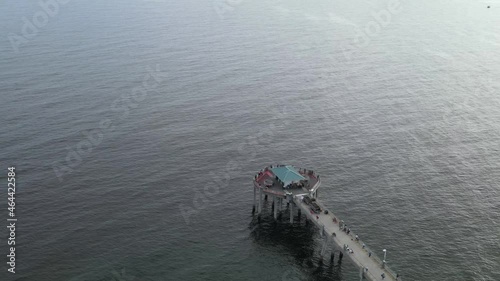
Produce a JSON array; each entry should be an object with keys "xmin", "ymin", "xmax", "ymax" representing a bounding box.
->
[
  {"xmin": 381, "ymin": 272, "xmax": 386, "ymax": 279},
  {"xmin": 368, "ymin": 251, "xmax": 372, "ymax": 257},
  {"xmin": 355, "ymin": 234, "xmax": 359, "ymax": 241}
]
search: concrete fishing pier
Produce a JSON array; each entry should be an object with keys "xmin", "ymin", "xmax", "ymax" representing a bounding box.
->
[{"xmin": 253, "ymin": 165, "xmax": 402, "ymax": 281}]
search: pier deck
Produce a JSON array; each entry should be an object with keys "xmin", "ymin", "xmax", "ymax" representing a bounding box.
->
[{"xmin": 294, "ymin": 195, "xmax": 400, "ymax": 281}]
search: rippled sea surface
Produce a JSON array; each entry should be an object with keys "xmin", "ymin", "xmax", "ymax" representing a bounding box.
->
[{"xmin": 1, "ymin": 0, "xmax": 499, "ymax": 280}]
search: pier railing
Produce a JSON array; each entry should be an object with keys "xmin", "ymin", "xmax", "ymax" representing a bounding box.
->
[
  {"xmin": 338, "ymin": 228, "xmax": 401, "ymax": 280},
  {"xmin": 329, "ymin": 233, "xmax": 380, "ymax": 280}
]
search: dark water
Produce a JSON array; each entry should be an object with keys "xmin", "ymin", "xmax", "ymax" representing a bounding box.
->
[{"xmin": 1, "ymin": 0, "xmax": 499, "ymax": 280}]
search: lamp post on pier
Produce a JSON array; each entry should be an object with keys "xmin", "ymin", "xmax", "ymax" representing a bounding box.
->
[{"xmin": 382, "ymin": 249, "xmax": 387, "ymax": 268}]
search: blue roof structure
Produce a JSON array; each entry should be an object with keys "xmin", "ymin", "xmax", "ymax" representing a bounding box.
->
[{"xmin": 270, "ymin": 166, "xmax": 305, "ymax": 186}]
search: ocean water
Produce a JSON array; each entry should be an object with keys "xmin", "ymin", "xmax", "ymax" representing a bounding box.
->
[{"xmin": 1, "ymin": 0, "xmax": 499, "ymax": 280}]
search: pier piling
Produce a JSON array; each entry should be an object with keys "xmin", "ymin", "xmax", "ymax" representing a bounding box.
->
[
  {"xmin": 253, "ymin": 187, "xmax": 256, "ymax": 213},
  {"xmin": 258, "ymin": 188, "xmax": 262, "ymax": 214},
  {"xmin": 273, "ymin": 196, "xmax": 278, "ymax": 219}
]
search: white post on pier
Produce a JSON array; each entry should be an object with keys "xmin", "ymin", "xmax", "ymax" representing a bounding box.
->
[
  {"xmin": 273, "ymin": 196, "xmax": 278, "ymax": 219},
  {"xmin": 258, "ymin": 188, "xmax": 262, "ymax": 214},
  {"xmin": 382, "ymin": 249, "xmax": 387, "ymax": 268}
]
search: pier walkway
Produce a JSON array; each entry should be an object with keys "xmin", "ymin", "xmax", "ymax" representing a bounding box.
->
[{"xmin": 294, "ymin": 195, "xmax": 400, "ymax": 281}]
